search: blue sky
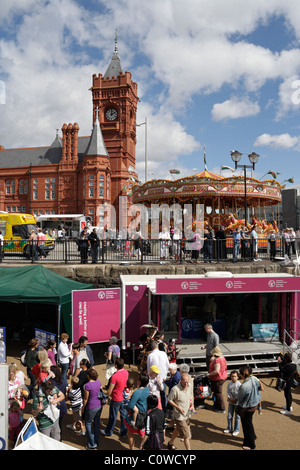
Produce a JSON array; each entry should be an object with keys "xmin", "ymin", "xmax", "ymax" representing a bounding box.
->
[{"xmin": 1, "ymin": 0, "xmax": 300, "ymax": 186}]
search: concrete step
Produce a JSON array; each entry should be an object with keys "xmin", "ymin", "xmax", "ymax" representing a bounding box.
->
[{"xmin": 177, "ymin": 352, "xmax": 279, "ymax": 375}]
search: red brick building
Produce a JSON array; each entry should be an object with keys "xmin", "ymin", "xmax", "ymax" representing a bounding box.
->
[{"xmin": 0, "ymin": 38, "xmax": 139, "ymax": 227}]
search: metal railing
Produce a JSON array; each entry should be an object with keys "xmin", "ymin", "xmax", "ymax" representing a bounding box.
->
[
  {"xmin": 0, "ymin": 236, "xmax": 294, "ymax": 265},
  {"xmin": 283, "ymin": 329, "xmax": 300, "ymax": 375}
]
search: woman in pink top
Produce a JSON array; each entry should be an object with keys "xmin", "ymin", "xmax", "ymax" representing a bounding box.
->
[
  {"xmin": 46, "ymin": 340, "xmax": 57, "ymax": 365},
  {"xmin": 208, "ymin": 346, "xmax": 228, "ymax": 413}
]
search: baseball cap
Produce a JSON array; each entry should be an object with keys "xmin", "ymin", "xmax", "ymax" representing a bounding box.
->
[{"xmin": 150, "ymin": 365, "xmax": 161, "ymax": 374}]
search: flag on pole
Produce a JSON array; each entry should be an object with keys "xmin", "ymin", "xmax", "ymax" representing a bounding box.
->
[
  {"xmin": 204, "ymin": 147, "xmax": 207, "ymax": 171},
  {"xmin": 221, "ymin": 165, "xmax": 235, "ymax": 172},
  {"xmin": 267, "ymin": 170, "xmax": 277, "ymax": 179},
  {"xmin": 284, "ymin": 178, "xmax": 294, "ymax": 184},
  {"xmin": 169, "ymin": 169, "xmax": 180, "ymax": 175}
]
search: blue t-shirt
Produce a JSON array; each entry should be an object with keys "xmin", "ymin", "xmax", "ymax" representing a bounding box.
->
[{"xmin": 126, "ymin": 387, "xmax": 149, "ymax": 424}]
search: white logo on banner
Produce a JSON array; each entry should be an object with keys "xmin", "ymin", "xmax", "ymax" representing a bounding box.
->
[{"xmin": 226, "ymin": 281, "xmax": 234, "ymax": 289}]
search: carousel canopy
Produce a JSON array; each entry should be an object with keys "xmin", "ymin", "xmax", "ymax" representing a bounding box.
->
[{"xmin": 132, "ymin": 170, "xmax": 282, "ymax": 207}]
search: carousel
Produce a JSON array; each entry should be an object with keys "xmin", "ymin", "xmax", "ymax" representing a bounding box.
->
[{"xmin": 131, "ymin": 170, "xmax": 282, "ymax": 234}]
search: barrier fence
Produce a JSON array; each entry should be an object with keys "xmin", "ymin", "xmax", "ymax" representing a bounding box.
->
[{"xmin": 0, "ymin": 236, "xmax": 294, "ymax": 265}]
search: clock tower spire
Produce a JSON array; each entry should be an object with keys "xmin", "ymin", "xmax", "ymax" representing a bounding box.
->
[{"xmin": 90, "ymin": 34, "xmax": 139, "ymax": 228}]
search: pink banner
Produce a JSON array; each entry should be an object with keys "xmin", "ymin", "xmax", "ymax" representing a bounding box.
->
[
  {"xmin": 156, "ymin": 277, "xmax": 300, "ymax": 295},
  {"xmin": 72, "ymin": 288, "xmax": 120, "ymax": 343}
]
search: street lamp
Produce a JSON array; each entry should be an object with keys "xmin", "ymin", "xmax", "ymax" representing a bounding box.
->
[
  {"xmin": 136, "ymin": 118, "xmax": 148, "ymax": 183},
  {"xmin": 230, "ymin": 150, "xmax": 260, "ymax": 227}
]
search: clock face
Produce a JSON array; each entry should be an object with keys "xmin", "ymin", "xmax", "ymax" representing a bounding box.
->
[{"xmin": 106, "ymin": 108, "xmax": 118, "ymax": 121}]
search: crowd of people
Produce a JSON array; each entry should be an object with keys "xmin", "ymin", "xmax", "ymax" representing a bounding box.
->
[
  {"xmin": 73, "ymin": 224, "xmax": 300, "ymax": 264},
  {"xmin": 4, "ymin": 220, "xmax": 299, "ymax": 265},
  {"xmin": 6, "ymin": 328, "xmax": 298, "ymax": 451}
]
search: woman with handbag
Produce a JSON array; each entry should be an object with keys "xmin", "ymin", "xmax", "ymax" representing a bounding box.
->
[
  {"xmin": 278, "ymin": 353, "xmax": 297, "ymax": 416},
  {"xmin": 207, "ymin": 346, "xmax": 227, "ymax": 413},
  {"xmin": 236, "ymin": 365, "xmax": 261, "ymax": 450}
]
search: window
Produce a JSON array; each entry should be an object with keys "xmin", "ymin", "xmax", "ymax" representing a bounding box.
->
[
  {"xmin": 45, "ymin": 177, "xmax": 55, "ymax": 199},
  {"xmin": 12, "ymin": 224, "xmax": 37, "ymax": 238},
  {"xmin": 89, "ymin": 175, "xmax": 94, "ymax": 198},
  {"xmin": 99, "ymin": 174, "xmax": 104, "ymax": 198},
  {"xmin": 6, "ymin": 180, "xmax": 15, "ymax": 195},
  {"xmin": 33, "ymin": 179, "xmax": 38, "ymax": 200},
  {"xmin": 19, "ymin": 179, "xmax": 28, "ymax": 194},
  {"xmin": 88, "ymin": 208, "xmax": 94, "ymax": 224}
]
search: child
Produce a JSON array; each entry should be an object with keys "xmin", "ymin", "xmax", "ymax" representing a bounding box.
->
[
  {"xmin": 224, "ymin": 370, "xmax": 241, "ymax": 436},
  {"xmin": 8, "ymin": 400, "xmax": 22, "ymax": 449},
  {"xmin": 11, "ymin": 362, "xmax": 28, "ymax": 386},
  {"xmin": 147, "ymin": 365, "xmax": 164, "ymax": 410},
  {"xmin": 37, "ymin": 360, "xmax": 56, "ymax": 404},
  {"xmin": 124, "ymin": 238, "xmax": 131, "ymax": 256},
  {"xmin": 123, "ymin": 377, "xmax": 135, "ymax": 404},
  {"xmin": 167, "ymin": 339, "xmax": 177, "ymax": 363},
  {"xmin": 67, "ymin": 377, "xmax": 85, "ymax": 435}
]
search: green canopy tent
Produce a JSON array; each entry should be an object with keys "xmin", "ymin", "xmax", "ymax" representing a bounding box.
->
[{"xmin": 0, "ymin": 265, "xmax": 93, "ymax": 338}]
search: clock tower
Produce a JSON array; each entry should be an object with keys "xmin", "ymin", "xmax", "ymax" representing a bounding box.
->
[{"xmin": 90, "ymin": 33, "xmax": 139, "ymax": 228}]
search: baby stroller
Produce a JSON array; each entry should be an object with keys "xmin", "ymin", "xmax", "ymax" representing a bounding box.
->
[{"xmin": 194, "ymin": 374, "xmax": 211, "ymax": 408}]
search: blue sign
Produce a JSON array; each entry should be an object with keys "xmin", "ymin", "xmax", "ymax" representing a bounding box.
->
[
  {"xmin": 0, "ymin": 327, "xmax": 6, "ymax": 364},
  {"xmin": 181, "ymin": 318, "xmax": 203, "ymax": 339},
  {"xmin": 252, "ymin": 323, "xmax": 279, "ymax": 342},
  {"xmin": 34, "ymin": 328, "xmax": 56, "ymax": 349}
]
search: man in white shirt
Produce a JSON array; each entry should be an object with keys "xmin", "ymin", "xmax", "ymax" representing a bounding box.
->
[
  {"xmin": 159, "ymin": 227, "xmax": 170, "ymax": 263},
  {"xmin": 147, "ymin": 340, "xmax": 169, "ymax": 411}
]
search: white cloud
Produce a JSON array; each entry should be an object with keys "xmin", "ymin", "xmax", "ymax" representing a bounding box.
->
[
  {"xmin": 2, "ymin": 0, "xmax": 300, "ymax": 178},
  {"xmin": 254, "ymin": 133, "xmax": 299, "ymax": 149},
  {"xmin": 211, "ymin": 97, "xmax": 260, "ymax": 121},
  {"xmin": 135, "ymin": 103, "xmax": 200, "ymax": 182}
]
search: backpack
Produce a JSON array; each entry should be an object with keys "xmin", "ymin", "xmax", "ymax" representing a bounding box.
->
[
  {"xmin": 194, "ymin": 374, "xmax": 211, "ymax": 400},
  {"xmin": 20, "ymin": 350, "xmax": 28, "ymax": 367}
]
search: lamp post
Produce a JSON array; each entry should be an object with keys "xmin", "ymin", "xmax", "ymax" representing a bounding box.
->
[
  {"xmin": 230, "ymin": 150, "xmax": 259, "ymax": 227},
  {"xmin": 136, "ymin": 118, "xmax": 148, "ymax": 183}
]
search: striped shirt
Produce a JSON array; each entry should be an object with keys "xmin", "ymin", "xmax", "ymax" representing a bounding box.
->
[{"xmin": 68, "ymin": 387, "xmax": 83, "ymax": 412}]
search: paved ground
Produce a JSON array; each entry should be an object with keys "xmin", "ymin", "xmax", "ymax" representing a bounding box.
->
[{"xmin": 7, "ymin": 346, "xmax": 300, "ymax": 452}]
